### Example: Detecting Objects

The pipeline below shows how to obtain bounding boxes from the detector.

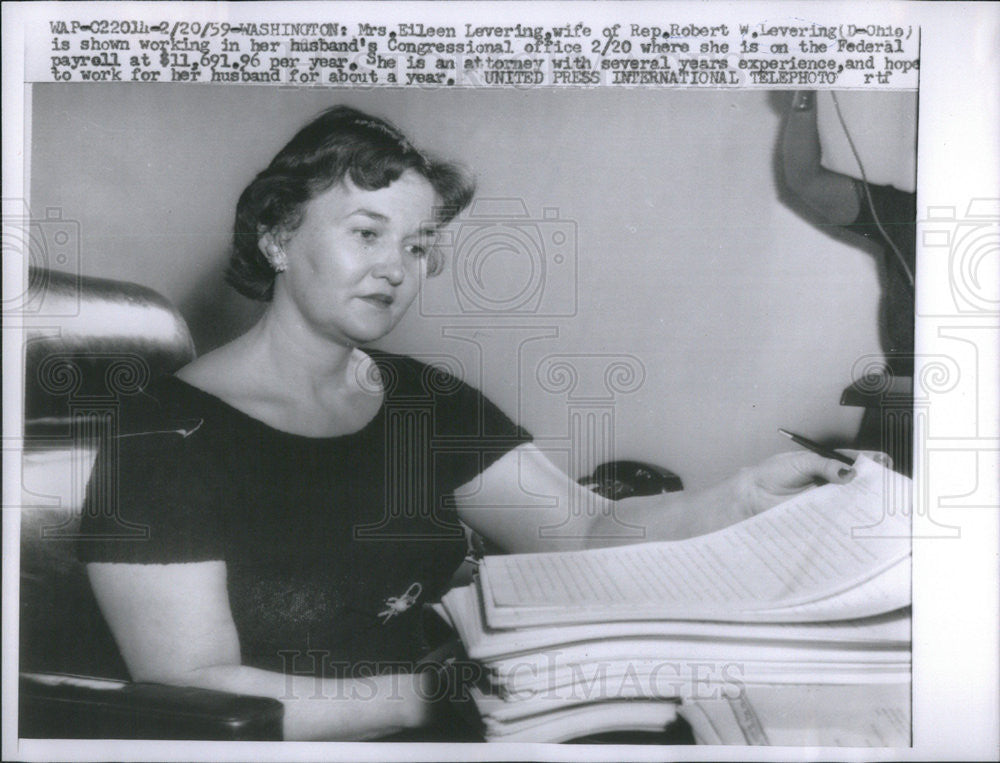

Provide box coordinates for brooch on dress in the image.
[377,582,422,624]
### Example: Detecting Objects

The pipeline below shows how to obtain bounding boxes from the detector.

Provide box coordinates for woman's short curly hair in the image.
[226,105,475,301]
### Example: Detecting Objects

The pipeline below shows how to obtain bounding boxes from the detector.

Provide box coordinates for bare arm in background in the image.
[780,91,860,226]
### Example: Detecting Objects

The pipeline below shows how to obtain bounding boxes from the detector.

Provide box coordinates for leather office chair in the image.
[18,267,283,739]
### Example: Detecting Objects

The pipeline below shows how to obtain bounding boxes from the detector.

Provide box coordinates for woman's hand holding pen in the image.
[735,449,893,519]
[602,447,890,543]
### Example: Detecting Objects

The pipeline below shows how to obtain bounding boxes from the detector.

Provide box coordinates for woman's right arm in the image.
[86,561,434,740]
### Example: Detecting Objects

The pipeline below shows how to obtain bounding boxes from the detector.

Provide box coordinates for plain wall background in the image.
[29,84,884,488]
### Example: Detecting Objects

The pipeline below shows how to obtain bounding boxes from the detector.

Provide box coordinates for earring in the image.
[265,243,287,273]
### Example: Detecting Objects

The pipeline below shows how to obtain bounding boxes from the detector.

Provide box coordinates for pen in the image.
[777,429,855,466]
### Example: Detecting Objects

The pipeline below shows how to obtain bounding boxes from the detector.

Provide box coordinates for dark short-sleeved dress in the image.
[78,350,531,675]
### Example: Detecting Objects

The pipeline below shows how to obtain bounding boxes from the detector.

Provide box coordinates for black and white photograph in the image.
[3,2,998,761]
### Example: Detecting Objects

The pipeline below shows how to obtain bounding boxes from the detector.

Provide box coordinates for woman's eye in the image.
[355,229,378,242]
[406,244,428,258]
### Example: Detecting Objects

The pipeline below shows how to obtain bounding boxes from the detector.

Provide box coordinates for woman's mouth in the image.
[360,293,394,308]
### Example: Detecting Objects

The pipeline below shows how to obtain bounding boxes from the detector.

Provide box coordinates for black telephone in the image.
[578,460,683,500]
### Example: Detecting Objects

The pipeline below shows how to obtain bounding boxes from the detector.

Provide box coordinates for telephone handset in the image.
[578,460,683,500]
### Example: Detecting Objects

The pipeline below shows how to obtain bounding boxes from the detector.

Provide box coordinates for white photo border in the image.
[3,2,998,761]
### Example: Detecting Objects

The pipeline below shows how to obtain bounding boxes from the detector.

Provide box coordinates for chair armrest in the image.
[19,672,283,740]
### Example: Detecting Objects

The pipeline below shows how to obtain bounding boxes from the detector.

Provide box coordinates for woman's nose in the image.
[370,246,405,285]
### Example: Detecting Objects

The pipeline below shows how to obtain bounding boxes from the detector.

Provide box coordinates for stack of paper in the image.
[677,682,910,746]
[440,456,912,743]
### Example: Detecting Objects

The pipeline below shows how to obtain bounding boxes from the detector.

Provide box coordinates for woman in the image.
[79,105,857,740]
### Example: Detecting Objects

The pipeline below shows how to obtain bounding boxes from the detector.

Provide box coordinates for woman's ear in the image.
[258,230,288,273]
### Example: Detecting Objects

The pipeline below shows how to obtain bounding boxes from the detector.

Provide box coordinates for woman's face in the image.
[270,170,440,346]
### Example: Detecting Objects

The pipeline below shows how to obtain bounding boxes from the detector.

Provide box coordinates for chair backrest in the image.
[19,267,196,677]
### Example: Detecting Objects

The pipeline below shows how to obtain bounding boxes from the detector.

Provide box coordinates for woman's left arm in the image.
[455,443,856,554]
